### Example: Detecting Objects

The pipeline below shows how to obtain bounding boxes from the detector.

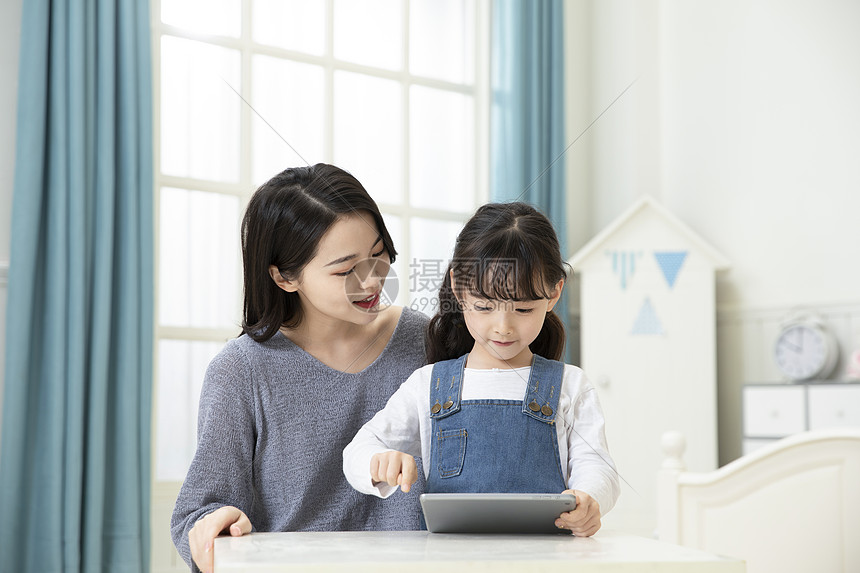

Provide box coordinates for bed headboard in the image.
[657,428,860,573]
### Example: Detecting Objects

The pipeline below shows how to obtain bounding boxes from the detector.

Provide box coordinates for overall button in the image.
[541,404,554,417]
[443,400,454,409]
[528,401,541,412]
[431,403,442,414]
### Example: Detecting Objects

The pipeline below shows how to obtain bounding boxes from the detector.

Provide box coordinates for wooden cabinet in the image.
[569,196,729,535]
[742,382,860,454]
[808,385,860,429]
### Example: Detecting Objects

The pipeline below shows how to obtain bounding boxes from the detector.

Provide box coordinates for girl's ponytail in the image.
[529,310,566,361]
[425,268,474,363]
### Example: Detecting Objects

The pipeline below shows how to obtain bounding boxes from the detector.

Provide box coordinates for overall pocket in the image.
[436,428,467,478]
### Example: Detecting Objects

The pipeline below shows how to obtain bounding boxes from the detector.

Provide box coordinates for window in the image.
[152,0,489,483]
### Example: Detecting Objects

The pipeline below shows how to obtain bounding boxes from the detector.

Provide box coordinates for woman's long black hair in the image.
[241,163,396,342]
[426,202,569,363]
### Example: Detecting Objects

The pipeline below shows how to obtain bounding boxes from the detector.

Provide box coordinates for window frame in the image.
[150,0,490,483]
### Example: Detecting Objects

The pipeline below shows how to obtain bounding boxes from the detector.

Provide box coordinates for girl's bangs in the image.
[454,257,554,301]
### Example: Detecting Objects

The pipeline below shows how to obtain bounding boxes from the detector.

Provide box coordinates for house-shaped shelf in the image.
[568,195,729,535]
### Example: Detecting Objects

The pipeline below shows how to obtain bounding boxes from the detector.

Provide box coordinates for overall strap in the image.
[429,354,468,419]
[521,355,565,424]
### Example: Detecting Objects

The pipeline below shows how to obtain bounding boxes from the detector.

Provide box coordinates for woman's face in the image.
[271,210,392,327]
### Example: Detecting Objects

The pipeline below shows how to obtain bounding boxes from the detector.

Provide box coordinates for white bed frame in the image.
[657,428,860,573]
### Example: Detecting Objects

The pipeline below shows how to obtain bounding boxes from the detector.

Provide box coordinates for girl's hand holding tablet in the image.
[555,489,601,537]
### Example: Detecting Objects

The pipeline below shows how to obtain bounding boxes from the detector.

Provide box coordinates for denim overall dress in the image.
[425,353,567,494]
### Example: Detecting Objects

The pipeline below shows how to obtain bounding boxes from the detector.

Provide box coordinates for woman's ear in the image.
[545,279,565,312]
[269,265,299,293]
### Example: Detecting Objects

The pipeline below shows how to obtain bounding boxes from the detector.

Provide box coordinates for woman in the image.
[171,164,427,573]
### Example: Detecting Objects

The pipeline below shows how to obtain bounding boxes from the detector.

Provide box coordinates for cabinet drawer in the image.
[743,386,806,437]
[808,385,860,429]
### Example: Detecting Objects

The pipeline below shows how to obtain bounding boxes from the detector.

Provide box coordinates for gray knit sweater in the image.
[170,308,429,571]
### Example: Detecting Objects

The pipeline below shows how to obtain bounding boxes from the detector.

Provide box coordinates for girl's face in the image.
[455,275,563,369]
[270,210,391,328]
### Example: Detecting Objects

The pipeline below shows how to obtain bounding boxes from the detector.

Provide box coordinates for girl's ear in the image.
[545,279,565,312]
[269,265,299,293]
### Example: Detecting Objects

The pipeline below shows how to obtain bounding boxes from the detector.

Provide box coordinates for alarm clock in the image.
[773,314,839,381]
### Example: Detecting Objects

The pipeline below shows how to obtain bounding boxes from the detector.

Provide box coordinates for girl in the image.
[343,202,619,536]
[172,164,429,573]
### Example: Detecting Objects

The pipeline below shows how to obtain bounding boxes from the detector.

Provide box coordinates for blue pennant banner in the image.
[607,250,642,291]
[654,251,688,289]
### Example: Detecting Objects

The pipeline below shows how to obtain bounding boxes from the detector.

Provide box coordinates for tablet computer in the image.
[419,492,577,534]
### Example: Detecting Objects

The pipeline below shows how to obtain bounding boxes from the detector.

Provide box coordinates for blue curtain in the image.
[491,0,570,357]
[0,0,153,571]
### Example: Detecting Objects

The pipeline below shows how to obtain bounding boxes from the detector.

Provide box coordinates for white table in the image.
[215,530,745,572]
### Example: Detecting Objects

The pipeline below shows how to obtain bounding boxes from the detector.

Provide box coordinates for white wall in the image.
[586,0,860,317]
[659,0,860,309]
[0,0,23,435]
[575,0,860,464]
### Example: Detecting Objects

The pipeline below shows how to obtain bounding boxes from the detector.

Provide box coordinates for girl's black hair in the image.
[241,163,396,342]
[426,202,569,363]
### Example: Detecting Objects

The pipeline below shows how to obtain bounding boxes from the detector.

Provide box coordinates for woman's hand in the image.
[370,451,418,493]
[555,489,601,537]
[189,505,253,573]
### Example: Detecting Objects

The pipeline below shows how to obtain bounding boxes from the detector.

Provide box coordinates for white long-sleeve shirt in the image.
[343,362,620,516]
